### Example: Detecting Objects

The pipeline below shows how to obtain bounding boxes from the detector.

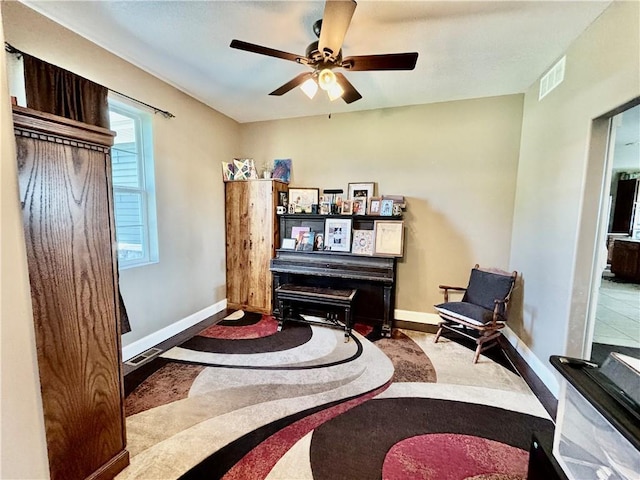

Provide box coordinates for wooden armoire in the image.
[225,179,288,314]
[13,106,129,480]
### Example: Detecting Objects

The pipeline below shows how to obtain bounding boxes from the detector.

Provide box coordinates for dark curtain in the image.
[23,53,132,334]
[23,54,109,128]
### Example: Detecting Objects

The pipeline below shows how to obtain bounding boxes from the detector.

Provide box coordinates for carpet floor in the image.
[118,312,553,480]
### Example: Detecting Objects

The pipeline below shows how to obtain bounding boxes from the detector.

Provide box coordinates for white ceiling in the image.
[22,0,613,124]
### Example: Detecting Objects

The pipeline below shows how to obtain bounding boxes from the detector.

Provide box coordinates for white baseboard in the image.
[394,309,559,398]
[121,299,227,361]
[502,326,559,398]
[395,309,441,325]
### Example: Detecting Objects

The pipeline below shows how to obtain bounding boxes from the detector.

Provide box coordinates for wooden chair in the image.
[434,264,518,363]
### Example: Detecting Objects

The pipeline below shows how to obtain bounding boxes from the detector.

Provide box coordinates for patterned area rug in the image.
[118,313,553,480]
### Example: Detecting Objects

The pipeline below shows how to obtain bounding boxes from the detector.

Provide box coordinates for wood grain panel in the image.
[225,181,249,306]
[225,180,287,314]
[14,107,128,480]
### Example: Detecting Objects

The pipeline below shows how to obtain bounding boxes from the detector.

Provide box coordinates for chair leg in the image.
[434,323,444,343]
[473,342,482,363]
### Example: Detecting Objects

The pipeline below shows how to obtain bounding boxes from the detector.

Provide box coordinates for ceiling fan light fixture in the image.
[317,68,337,91]
[300,78,318,99]
[327,82,344,101]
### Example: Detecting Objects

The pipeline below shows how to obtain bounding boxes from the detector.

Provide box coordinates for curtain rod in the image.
[5,42,175,119]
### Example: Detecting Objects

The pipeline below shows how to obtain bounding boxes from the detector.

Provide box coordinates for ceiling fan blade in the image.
[334,72,362,104]
[230,39,307,64]
[269,72,314,96]
[342,52,418,71]
[318,0,357,61]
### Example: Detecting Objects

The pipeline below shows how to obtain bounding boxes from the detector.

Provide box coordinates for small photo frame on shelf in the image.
[314,233,324,251]
[368,197,382,215]
[320,202,331,215]
[278,191,288,207]
[380,199,394,216]
[296,231,316,251]
[281,238,296,250]
[324,218,352,252]
[288,188,319,213]
[374,220,404,257]
[348,182,375,201]
[341,199,353,215]
[352,230,375,255]
[352,198,366,215]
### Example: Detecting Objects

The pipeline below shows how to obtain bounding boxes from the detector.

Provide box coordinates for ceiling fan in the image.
[230,0,418,104]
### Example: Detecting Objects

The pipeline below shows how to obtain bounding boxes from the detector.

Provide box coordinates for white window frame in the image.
[108,98,159,269]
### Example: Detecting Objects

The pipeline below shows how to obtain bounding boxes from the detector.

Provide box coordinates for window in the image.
[108,99,158,268]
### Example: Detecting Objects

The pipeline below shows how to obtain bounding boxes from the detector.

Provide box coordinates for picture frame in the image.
[288,188,319,213]
[351,230,375,255]
[320,202,331,215]
[324,218,352,252]
[341,199,353,215]
[352,198,366,215]
[374,220,404,256]
[348,182,375,201]
[314,233,324,251]
[368,197,382,216]
[281,238,296,250]
[380,199,394,216]
[296,231,316,251]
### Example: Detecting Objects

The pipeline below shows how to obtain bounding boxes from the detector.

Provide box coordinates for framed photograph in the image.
[314,233,324,251]
[368,197,382,215]
[320,202,331,215]
[380,199,394,216]
[278,191,288,207]
[288,188,319,213]
[352,230,375,255]
[341,199,353,215]
[291,226,310,243]
[352,198,366,215]
[324,218,352,252]
[374,220,404,257]
[348,182,375,201]
[296,231,315,251]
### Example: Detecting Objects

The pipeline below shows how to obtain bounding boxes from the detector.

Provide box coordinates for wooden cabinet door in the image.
[246,181,275,312]
[14,107,128,480]
[225,181,250,307]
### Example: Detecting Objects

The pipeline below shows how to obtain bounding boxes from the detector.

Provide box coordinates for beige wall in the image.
[241,95,524,313]
[510,0,640,386]
[0,2,50,477]
[2,1,241,347]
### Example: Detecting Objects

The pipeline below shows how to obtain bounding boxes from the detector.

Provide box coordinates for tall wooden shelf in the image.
[13,106,129,480]
[225,179,288,314]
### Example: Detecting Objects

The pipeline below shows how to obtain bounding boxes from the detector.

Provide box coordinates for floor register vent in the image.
[539,55,566,100]
[125,347,162,366]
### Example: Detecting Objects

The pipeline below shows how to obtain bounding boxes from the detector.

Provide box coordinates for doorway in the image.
[588,103,640,365]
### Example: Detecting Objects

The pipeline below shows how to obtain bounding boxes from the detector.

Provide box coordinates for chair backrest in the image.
[462,266,517,312]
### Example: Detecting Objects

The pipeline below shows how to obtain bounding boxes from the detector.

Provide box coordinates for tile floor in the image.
[593,277,640,348]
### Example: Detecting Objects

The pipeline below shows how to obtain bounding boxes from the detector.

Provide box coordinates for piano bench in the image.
[275,284,358,341]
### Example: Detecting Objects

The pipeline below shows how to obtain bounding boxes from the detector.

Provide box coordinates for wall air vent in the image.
[539,56,566,100]
[125,347,162,366]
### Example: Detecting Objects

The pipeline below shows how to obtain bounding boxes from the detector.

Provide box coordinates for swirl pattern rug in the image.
[118,312,553,480]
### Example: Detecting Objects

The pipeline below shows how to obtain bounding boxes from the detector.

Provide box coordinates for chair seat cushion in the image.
[434,301,506,326]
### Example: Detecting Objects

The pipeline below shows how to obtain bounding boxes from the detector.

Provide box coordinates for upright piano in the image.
[270,249,397,337]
